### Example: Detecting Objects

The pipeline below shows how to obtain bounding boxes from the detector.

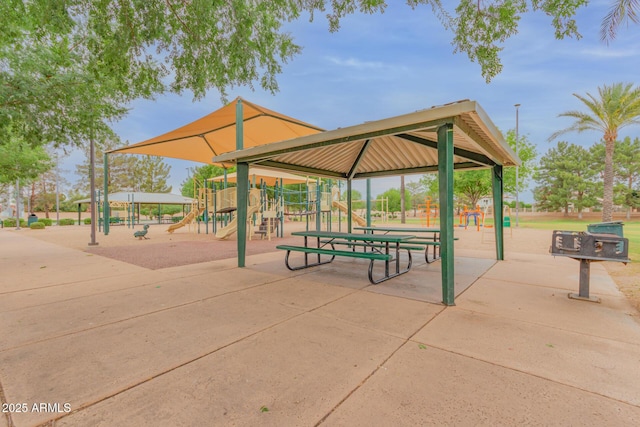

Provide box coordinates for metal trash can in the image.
[587,221,624,237]
[27,214,38,226]
[587,221,624,252]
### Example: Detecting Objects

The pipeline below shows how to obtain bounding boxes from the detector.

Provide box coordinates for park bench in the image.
[277,231,415,284]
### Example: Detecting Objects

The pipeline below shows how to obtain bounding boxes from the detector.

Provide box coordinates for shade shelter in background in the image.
[208,166,309,186]
[102,98,324,235]
[75,192,195,226]
[213,100,520,306]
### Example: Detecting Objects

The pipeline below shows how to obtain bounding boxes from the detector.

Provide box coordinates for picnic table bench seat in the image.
[320,240,425,252]
[276,245,392,261]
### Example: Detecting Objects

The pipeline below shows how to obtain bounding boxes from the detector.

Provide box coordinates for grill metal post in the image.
[568,259,600,303]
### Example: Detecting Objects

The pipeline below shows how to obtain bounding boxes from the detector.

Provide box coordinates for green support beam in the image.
[347,179,353,233]
[492,165,505,260]
[103,153,110,235]
[236,99,246,267]
[236,99,244,150]
[438,123,455,306]
[237,162,249,267]
[316,178,321,231]
[366,178,371,227]
[396,133,495,167]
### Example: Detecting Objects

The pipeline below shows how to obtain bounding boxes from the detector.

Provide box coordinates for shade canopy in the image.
[109,97,324,164]
[213,100,518,178]
[77,192,194,205]
[208,167,309,186]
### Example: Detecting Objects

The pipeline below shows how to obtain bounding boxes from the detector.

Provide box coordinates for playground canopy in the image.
[76,192,195,205]
[107,97,324,164]
[213,99,520,306]
[208,166,309,186]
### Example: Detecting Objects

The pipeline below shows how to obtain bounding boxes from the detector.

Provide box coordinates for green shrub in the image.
[39,218,53,226]
[59,218,76,226]
[2,218,27,227]
[30,222,45,229]
[83,217,92,225]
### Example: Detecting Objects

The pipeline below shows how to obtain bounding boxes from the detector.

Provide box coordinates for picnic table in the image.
[276,231,416,284]
[355,226,444,264]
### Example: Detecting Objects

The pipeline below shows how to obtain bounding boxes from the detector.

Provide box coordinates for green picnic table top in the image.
[354,226,440,234]
[291,230,415,243]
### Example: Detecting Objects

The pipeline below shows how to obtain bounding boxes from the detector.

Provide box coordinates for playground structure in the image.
[417,197,439,227]
[214,188,262,239]
[481,204,512,243]
[280,180,375,232]
[152,172,391,240]
[458,205,484,231]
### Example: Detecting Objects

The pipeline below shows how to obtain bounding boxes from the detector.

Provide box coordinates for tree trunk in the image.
[400,175,405,224]
[602,138,615,222]
[627,176,633,220]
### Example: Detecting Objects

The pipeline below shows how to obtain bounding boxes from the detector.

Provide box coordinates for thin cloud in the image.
[326,56,391,70]
[577,47,640,58]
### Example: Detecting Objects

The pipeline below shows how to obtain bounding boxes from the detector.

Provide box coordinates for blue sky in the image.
[61,1,640,202]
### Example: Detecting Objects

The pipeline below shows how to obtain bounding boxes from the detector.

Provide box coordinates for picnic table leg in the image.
[368,244,412,284]
[425,232,441,264]
[385,242,390,278]
[394,242,399,274]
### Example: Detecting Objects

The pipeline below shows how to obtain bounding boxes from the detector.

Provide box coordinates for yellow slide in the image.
[332,200,367,227]
[215,204,260,239]
[167,208,203,233]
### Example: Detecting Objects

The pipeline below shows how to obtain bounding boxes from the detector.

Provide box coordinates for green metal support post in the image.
[236,98,247,268]
[315,178,321,231]
[438,124,455,306]
[236,99,244,150]
[366,179,371,227]
[346,179,353,233]
[103,154,110,235]
[492,165,505,260]
[237,162,249,268]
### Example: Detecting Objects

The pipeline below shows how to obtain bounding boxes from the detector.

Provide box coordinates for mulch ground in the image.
[86,236,300,270]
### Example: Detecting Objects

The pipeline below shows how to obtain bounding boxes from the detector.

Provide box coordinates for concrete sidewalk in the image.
[1,229,639,426]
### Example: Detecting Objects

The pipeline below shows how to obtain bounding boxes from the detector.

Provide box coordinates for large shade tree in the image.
[549,82,640,222]
[1,0,631,166]
[533,141,599,218]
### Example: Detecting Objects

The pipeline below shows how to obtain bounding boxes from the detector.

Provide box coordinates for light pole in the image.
[514,103,521,227]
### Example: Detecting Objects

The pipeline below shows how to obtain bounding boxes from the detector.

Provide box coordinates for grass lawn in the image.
[372,213,639,312]
[376,215,639,262]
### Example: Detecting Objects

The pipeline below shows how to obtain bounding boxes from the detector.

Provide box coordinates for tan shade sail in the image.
[109,97,324,164]
[213,100,519,179]
[76,192,194,205]
[208,167,309,186]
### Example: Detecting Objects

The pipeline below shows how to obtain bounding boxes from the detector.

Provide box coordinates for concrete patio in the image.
[1,226,639,426]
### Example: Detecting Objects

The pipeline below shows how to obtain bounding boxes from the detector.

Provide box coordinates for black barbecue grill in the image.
[550,230,630,302]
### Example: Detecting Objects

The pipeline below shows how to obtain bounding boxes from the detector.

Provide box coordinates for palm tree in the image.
[549,82,640,222]
[601,0,639,43]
